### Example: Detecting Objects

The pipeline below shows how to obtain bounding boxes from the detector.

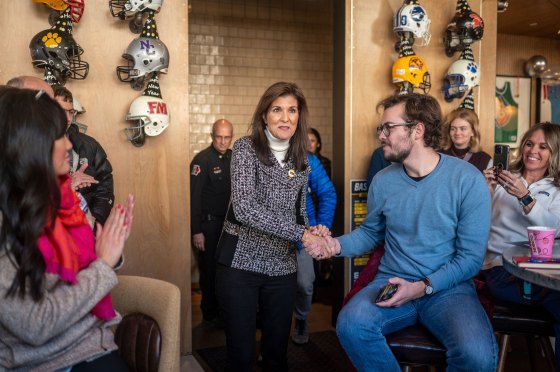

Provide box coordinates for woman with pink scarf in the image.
[0,87,134,371]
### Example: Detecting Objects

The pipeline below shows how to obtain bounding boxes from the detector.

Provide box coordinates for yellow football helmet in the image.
[392,54,431,94]
[32,0,68,11]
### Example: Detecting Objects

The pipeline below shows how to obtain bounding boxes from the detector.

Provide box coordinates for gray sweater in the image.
[0,250,120,371]
[217,136,308,276]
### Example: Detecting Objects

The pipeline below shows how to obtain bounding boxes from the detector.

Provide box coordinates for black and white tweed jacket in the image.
[216,136,309,276]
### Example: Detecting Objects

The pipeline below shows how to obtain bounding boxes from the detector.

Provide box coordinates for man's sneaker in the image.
[291,318,309,345]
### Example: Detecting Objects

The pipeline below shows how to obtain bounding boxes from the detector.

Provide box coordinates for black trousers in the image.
[216,264,297,372]
[198,219,224,320]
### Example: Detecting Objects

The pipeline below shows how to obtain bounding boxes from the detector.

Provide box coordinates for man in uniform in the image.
[190,119,234,325]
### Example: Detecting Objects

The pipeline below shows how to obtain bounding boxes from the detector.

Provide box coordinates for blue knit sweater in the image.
[337,154,491,293]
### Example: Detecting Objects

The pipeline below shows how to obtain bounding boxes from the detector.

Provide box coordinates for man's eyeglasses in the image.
[64,108,78,116]
[376,122,415,137]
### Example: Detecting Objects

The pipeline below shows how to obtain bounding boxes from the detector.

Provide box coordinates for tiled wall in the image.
[189,0,334,159]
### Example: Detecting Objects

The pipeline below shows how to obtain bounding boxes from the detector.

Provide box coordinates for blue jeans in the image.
[483,266,560,368]
[294,248,315,320]
[336,274,498,372]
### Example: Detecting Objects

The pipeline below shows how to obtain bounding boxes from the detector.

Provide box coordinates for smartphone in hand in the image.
[375,283,399,303]
[493,144,510,174]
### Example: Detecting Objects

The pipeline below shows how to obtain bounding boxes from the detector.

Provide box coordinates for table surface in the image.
[502,243,560,291]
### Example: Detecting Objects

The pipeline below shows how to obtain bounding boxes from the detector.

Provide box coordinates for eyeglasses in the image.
[64,108,78,115]
[376,122,415,137]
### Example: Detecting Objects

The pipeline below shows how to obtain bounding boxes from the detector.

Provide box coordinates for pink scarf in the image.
[37,175,115,320]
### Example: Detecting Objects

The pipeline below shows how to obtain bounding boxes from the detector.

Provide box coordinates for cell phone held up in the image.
[493,144,510,175]
[375,283,399,303]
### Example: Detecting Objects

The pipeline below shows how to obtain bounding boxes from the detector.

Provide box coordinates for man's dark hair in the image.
[53,85,73,102]
[376,93,442,149]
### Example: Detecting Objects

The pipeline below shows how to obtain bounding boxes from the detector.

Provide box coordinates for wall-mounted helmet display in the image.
[393,2,431,49]
[29,29,89,85]
[392,54,431,95]
[125,74,170,146]
[109,0,163,20]
[443,9,484,57]
[32,0,68,10]
[116,13,169,90]
[442,59,480,101]
[116,37,169,90]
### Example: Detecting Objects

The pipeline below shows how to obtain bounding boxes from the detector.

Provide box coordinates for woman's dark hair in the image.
[0,86,67,301]
[510,122,560,187]
[249,82,309,171]
[308,128,323,155]
[376,93,442,149]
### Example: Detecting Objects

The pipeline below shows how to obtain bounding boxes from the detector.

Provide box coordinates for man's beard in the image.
[383,135,413,163]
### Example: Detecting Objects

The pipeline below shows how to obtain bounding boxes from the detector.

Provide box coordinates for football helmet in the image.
[392,54,431,94]
[444,10,484,57]
[29,29,89,83]
[125,95,170,146]
[33,0,68,10]
[443,59,480,101]
[116,37,169,90]
[393,3,431,47]
[109,0,163,20]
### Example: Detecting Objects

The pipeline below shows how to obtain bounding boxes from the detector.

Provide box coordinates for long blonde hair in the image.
[510,122,560,187]
[442,109,482,152]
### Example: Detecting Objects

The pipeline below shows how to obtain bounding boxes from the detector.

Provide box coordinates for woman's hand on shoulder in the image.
[95,194,135,267]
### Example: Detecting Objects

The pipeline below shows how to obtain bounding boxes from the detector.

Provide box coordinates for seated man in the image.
[305,93,498,371]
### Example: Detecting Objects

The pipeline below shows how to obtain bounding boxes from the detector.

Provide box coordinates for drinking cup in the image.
[527,226,556,259]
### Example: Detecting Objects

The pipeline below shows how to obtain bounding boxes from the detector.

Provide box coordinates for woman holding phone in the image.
[440,108,491,172]
[481,122,560,369]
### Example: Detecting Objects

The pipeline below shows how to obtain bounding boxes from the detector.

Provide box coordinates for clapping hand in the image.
[95,194,135,267]
[71,163,99,191]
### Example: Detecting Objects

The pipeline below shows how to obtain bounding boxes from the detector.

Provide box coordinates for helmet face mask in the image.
[109,0,163,20]
[443,59,480,101]
[393,4,431,47]
[30,30,89,83]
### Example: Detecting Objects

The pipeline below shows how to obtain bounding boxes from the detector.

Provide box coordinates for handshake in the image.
[301,225,341,260]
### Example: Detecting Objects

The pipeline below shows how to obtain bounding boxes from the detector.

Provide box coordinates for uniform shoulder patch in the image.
[191,164,201,176]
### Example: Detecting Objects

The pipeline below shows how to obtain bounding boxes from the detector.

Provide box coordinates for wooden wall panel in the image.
[1,1,192,353]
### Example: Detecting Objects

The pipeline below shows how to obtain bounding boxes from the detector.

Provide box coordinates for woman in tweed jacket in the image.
[216,82,327,371]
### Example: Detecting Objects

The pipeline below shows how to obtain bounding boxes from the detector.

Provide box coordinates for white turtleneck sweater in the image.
[265,127,289,167]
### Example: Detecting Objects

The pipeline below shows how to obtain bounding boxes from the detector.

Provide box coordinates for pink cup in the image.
[528,226,556,259]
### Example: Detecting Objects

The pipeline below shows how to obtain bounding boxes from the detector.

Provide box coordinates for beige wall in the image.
[1,1,192,352]
[188,0,334,160]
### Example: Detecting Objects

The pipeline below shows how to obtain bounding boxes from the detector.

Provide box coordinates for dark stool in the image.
[387,324,447,371]
[492,299,556,372]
